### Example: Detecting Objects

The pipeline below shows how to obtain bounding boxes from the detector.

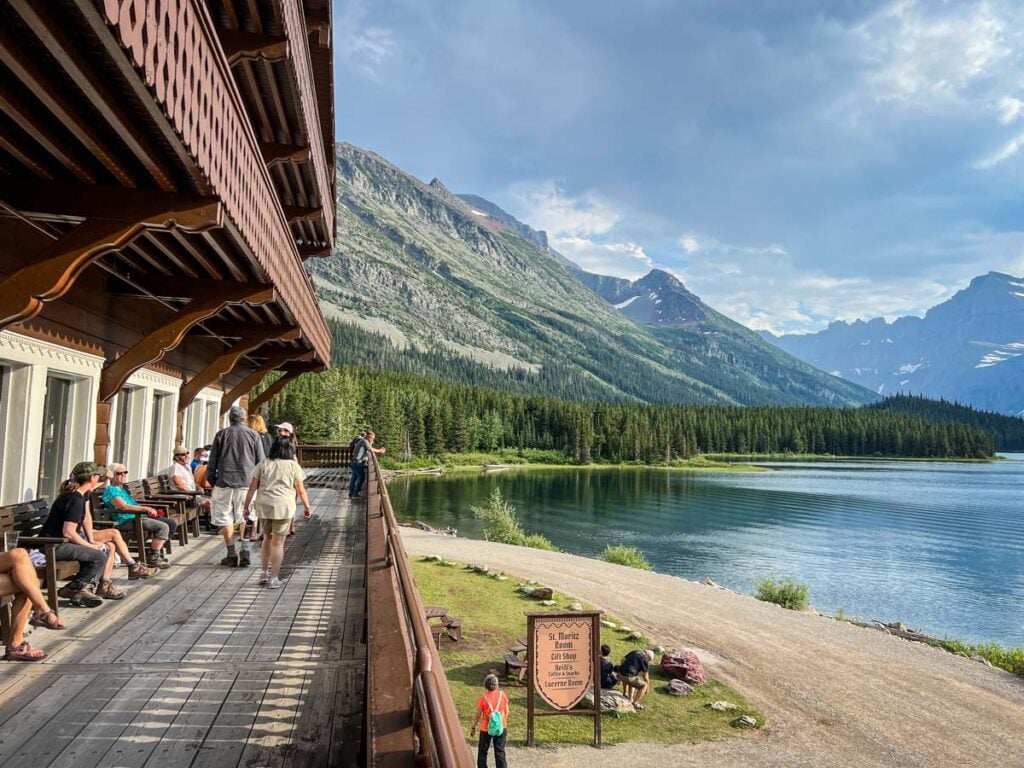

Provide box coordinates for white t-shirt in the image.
[168,461,197,492]
[251,459,306,519]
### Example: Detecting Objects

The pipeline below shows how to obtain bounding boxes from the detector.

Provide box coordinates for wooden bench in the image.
[6,499,78,614]
[156,474,207,535]
[90,490,162,567]
[125,480,187,547]
[504,653,528,683]
[441,616,463,642]
[141,477,200,539]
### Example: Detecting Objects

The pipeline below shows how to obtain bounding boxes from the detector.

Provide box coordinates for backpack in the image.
[484,692,505,736]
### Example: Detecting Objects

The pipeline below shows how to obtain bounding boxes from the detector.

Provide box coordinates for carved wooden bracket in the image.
[99,283,275,402]
[219,30,288,65]
[261,142,310,168]
[0,198,222,330]
[177,327,300,411]
[220,351,314,415]
[248,362,324,410]
[283,205,323,224]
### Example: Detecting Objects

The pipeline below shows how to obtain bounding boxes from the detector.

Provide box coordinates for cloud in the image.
[680,236,700,253]
[997,96,1024,124]
[335,1,397,78]
[975,130,1024,168]
[555,238,653,279]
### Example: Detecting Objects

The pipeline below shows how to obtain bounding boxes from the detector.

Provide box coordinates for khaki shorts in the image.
[210,486,247,528]
[614,671,647,690]
[260,518,292,536]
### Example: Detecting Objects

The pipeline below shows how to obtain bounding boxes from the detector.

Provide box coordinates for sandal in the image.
[28,609,67,630]
[3,642,46,662]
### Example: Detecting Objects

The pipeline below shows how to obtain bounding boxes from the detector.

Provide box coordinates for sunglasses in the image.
[115,471,128,476]
[174,453,187,457]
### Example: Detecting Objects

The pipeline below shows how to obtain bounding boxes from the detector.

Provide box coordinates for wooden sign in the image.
[526,611,602,747]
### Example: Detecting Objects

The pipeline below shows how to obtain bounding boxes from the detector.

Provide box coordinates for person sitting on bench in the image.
[102,463,177,568]
[167,445,212,513]
[42,462,118,606]
[83,476,155,582]
[1,547,67,661]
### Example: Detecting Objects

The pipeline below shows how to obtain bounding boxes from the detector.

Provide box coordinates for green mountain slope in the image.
[310,143,874,406]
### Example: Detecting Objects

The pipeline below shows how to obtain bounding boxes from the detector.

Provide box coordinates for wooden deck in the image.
[0,481,365,768]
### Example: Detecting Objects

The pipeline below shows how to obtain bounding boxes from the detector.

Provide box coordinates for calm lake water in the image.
[389,456,1024,646]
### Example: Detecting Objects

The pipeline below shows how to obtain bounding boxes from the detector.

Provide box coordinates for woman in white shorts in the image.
[242,435,311,588]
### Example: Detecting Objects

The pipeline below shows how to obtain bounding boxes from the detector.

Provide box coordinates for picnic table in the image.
[424,605,448,620]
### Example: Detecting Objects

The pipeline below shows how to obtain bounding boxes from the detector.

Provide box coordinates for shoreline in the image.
[402,529,1024,767]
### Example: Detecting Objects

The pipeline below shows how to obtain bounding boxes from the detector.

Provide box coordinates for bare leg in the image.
[93,529,134,564]
[220,523,234,548]
[0,550,50,613]
[261,532,272,570]
[101,545,116,580]
[7,593,30,647]
[268,533,286,577]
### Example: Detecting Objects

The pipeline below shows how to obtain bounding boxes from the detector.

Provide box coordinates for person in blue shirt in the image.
[102,464,177,567]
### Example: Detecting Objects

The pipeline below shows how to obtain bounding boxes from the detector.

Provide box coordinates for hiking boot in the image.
[220,554,239,568]
[96,580,126,600]
[128,563,156,580]
[57,581,83,599]
[267,576,284,589]
[238,550,251,567]
[69,584,103,608]
[146,551,170,568]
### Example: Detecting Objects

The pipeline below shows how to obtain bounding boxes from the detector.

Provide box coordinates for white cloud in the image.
[680,236,700,253]
[997,96,1024,124]
[555,237,653,279]
[975,130,1024,168]
[336,1,397,78]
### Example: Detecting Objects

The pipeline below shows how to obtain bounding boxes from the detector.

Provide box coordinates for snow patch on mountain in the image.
[897,363,923,374]
[469,209,488,217]
[976,342,1024,368]
[614,296,640,309]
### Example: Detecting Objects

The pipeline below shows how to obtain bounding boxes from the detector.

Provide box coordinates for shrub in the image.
[471,488,556,551]
[933,639,1024,676]
[754,575,809,610]
[600,545,652,570]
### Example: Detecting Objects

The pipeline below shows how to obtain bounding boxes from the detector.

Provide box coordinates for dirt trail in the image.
[403,529,1024,768]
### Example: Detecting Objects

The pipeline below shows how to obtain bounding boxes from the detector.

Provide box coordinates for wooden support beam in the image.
[261,142,310,168]
[198,320,297,338]
[1,181,219,224]
[0,199,223,330]
[178,328,301,411]
[99,284,275,402]
[298,244,331,259]
[283,205,323,224]
[305,10,331,47]
[109,275,273,303]
[220,351,314,414]
[219,30,288,65]
[248,362,324,410]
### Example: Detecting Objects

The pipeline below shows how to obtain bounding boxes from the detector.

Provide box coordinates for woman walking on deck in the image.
[242,435,311,588]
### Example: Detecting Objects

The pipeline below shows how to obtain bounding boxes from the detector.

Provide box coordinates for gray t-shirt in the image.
[207,423,265,488]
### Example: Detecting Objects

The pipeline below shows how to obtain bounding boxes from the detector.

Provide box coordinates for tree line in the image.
[869,394,1024,451]
[261,366,998,461]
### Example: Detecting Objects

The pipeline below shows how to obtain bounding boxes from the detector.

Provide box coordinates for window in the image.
[37,375,73,502]
[111,386,136,465]
[206,401,220,442]
[148,392,172,476]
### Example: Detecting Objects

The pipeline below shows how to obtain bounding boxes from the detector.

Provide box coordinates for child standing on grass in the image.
[469,673,508,768]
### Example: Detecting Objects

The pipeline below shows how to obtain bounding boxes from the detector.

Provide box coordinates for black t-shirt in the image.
[615,650,649,678]
[600,658,617,689]
[40,492,87,539]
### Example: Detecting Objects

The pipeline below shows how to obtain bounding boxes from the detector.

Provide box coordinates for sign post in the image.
[526,610,602,748]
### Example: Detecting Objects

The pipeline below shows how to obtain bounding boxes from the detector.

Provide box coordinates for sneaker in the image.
[257,570,270,586]
[267,576,284,589]
[57,581,83,599]
[96,580,126,600]
[220,554,239,568]
[128,563,156,580]
[69,584,103,608]
[238,550,251,567]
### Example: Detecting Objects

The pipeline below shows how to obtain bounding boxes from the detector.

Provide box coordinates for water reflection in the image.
[390,461,1024,646]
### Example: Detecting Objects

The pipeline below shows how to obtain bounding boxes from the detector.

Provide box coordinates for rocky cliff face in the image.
[309,143,874,406]
[765,272,1024,414]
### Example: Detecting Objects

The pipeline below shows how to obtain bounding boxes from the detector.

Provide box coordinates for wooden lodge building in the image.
[0,0,335,503]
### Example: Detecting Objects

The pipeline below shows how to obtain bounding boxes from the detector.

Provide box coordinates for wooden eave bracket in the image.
[261,142,311,168]
[220,350,315,414]
[0,196,222,331]
[177,327,301,411]
[99,283,275,402]
[298,244,331,259]
[219,30,289,66]
[248,361,324,410]
[305,10,331,47]
[283,205,323,224]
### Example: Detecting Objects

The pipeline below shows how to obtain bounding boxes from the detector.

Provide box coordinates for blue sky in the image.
[333,0,1024,333]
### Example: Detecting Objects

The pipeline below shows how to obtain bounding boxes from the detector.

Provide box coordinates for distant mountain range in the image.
[763,272,1024,415]
[310,143,873,407]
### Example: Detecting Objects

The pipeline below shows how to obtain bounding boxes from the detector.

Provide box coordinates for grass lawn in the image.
[411,557,764,747]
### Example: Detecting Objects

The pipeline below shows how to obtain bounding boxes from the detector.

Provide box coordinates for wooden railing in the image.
[365,455,473,767]
[296,443,352,467]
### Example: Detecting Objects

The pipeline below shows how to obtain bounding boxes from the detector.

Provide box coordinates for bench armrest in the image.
[16,536,67,545]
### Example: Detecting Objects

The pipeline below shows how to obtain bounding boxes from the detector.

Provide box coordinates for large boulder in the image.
[660,650,706,685]
[579,687,635,715]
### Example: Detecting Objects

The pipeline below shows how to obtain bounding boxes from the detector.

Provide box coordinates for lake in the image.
[389,456,1024,646]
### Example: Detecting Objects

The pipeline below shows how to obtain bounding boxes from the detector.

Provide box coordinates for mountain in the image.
[309,143,874,406]
[765,272,1024,414]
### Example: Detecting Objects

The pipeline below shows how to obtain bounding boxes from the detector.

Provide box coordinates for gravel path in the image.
[403,529,1024,768]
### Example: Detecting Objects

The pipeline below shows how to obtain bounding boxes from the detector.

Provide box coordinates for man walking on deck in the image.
[208,405,265,567]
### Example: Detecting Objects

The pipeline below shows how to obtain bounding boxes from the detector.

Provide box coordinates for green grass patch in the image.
[928,638,1024,676]
[754,575,810,611]
[599,545,652,570]
[380,450,769,472]
[411,558,763,746]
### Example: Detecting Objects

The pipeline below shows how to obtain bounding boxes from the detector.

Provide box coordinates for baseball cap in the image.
[71,461,106,480]
[228,404,246,421]
[275,422,295,434]
[173,444,188,455]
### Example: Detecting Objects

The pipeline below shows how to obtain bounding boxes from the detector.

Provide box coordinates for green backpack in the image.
[484,692,505,736]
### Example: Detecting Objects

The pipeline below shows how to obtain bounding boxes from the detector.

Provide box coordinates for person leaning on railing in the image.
[348,430,385,499]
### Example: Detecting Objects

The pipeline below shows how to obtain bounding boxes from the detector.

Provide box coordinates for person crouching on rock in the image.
[614,648,655,709]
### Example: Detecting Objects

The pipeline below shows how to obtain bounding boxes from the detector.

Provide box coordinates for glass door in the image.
[38,375,72,502]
